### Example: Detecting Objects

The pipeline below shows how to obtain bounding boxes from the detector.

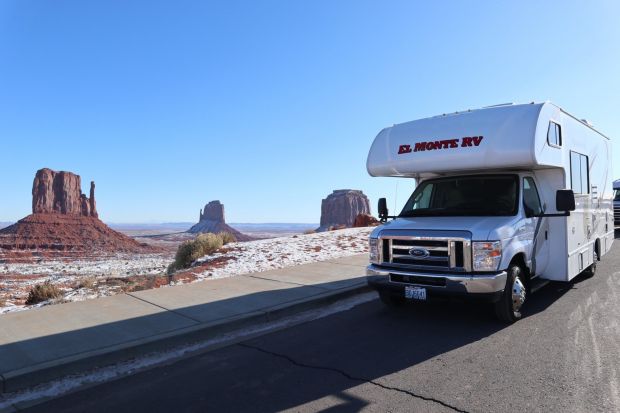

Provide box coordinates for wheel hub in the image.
[511,276,526,313]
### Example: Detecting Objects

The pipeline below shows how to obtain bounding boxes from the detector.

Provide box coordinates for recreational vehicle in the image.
[366,102,614,322]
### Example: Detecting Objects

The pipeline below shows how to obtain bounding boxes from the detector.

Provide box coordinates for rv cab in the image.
[366,102,614,323]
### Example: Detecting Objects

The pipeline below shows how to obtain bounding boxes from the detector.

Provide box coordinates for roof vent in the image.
[581,119,593,126]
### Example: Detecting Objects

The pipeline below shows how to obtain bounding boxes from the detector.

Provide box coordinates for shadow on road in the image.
[9,251,602,412]
[12,270,577,413]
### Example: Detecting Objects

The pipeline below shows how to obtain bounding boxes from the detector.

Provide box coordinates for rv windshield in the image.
[615,190,620,201]
[400,175,519,217]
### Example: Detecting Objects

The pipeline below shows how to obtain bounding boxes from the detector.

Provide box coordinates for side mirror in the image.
[378,198,388,222]
[556,189,576,212]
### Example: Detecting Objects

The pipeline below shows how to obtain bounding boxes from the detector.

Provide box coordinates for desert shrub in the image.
[166,263,177,276]
[26,281,63,305]
[168,233,226,273]
[0,299,5,307]
[76,277,96,289]
[218,232,237,245]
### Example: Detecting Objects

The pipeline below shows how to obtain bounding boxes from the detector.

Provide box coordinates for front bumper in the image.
[367,264,507,302]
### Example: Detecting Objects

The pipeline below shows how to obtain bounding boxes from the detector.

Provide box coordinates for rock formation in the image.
[199,200,225,223]
[317,190,371,231]
[32,168,98,217]
[353,213,380,228]
[188,201,252,241]
[0,168,153,259]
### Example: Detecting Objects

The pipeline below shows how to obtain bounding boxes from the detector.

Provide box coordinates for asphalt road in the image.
[26,237,620,413]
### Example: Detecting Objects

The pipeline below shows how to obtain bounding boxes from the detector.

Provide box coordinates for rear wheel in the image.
[379,291,405,308]
[494,264,526,323]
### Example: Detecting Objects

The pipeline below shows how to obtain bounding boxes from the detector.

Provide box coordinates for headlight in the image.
[472,241,502,272]
[369,238,380,263]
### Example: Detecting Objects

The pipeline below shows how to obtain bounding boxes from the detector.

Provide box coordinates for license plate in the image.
[405,286,427,301]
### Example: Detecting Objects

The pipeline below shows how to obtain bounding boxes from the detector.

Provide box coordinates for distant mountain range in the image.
[0,222,13,230]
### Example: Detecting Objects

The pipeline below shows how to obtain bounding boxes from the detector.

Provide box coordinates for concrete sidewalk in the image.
[0,254,369,394]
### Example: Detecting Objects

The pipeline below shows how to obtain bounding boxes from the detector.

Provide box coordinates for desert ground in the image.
[0,226,371,314]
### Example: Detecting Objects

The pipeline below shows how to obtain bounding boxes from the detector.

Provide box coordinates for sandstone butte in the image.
[188,200,253,241]
[317,189,372,232]
[0,168,156,259]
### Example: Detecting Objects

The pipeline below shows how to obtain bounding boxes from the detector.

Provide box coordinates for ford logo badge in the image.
[409,248,430,258]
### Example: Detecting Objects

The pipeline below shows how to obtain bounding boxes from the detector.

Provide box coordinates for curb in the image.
[0,283,371,396]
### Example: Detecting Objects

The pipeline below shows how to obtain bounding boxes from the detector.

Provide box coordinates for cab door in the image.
[523,177,550,277]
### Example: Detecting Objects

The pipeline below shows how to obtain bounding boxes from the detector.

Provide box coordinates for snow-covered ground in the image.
[0,254,172,314]
[1,254,170,277]
[188,227,371,281]
[0,227,372,314]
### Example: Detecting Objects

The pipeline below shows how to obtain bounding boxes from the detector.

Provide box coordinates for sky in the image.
[1,0,619,223]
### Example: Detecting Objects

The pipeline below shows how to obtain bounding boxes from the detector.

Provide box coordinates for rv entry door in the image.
[523,177,550,277]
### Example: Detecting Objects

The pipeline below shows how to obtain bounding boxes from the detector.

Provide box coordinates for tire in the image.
[379,291,405,308]
[582,251,598,278]
[494,264,527,323]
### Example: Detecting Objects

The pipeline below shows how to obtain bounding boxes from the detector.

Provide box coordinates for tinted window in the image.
[400,175,519,217]
[412,183,433,209]
[523,177,543,216]
[547,122,562,146]
[570,151,589,194]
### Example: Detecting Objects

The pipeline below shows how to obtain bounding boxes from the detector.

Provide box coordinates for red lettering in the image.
[404,136,483,154]
[398,144,412,154]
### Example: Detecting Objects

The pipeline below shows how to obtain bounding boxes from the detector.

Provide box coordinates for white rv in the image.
[366,102,614,322]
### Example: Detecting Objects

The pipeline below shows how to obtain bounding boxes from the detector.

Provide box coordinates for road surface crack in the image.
[238,343,469,413]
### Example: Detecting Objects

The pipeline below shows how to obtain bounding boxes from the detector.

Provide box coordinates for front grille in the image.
[391,239,449,267]
[615,206,620,222]
[379,234,471,272]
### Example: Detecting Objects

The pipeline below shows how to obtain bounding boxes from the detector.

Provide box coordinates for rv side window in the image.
[523,177,543,216]
[570,151,589,194]
[547,122,562,147]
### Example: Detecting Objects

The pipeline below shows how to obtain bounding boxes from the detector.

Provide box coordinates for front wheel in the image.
[494,264,526,323]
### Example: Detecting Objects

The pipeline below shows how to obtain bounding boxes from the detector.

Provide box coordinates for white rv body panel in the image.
[366,102,613,284]
[367,103,543,178]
